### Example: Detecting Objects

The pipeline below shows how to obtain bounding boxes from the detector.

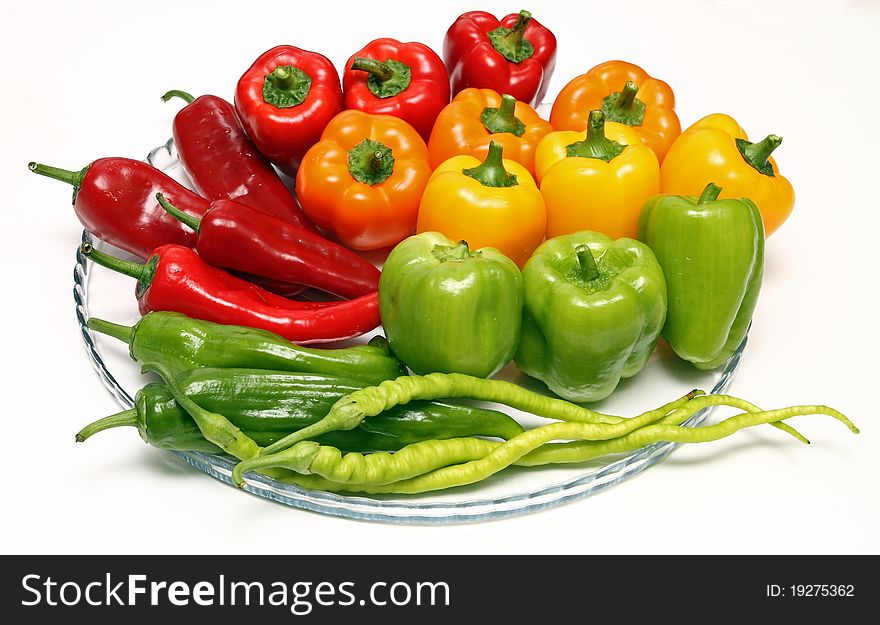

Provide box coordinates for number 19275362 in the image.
[766,584,855,598]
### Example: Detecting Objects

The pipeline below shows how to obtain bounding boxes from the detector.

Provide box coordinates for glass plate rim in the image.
[71,140,746,525]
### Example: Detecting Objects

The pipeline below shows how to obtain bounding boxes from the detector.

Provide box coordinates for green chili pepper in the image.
[514,231,667,402]
[75,368,525,454]
[261,400,857,494]
[378,232,523,377]
[639,183,764,369]
[87,311,407,384]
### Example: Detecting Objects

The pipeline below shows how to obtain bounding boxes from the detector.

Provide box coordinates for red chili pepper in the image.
[235,45,344,175]
[161,89,317,231]
[444,10,557,106]
[343,38,450,142]
[81,243,381,344]
[28,158,206,259]
[156,193,379,300]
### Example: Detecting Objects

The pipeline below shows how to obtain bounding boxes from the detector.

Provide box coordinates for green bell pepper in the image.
[514,231,667,402]
[638,183,764,370]
[378,231,523,377]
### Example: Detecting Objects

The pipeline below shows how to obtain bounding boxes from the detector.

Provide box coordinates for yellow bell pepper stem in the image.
[737,134,782,176]
[565,110,626,161]
[462,140,519,187]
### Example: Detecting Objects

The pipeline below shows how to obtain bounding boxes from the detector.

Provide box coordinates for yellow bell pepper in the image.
[416,141,546,267]
[537,110,659,240]
[660,113,794,236]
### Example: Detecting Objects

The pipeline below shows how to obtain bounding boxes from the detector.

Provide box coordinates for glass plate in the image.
[72,138,745,524]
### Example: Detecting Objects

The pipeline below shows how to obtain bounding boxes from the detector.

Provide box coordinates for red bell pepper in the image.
[81,242,381,344]
[343,38,450,142]
[28,158,205,259]
[161,89,316,231]
[235,45,343,175]
[156,193,380,300]
[443,10,557,106]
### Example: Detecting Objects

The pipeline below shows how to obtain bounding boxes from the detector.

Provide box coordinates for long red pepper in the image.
[156,194,379,299]
[29,158,205,259]
[80,242,381,344]
[161,89,317,232]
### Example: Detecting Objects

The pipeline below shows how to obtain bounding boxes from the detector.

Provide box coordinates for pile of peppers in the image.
[32,7,854,502]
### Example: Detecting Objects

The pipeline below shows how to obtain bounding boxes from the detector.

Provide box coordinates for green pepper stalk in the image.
[462,140,519,187]
[349,57,412,99]
[601,81,647,127]
[487,10,535,63]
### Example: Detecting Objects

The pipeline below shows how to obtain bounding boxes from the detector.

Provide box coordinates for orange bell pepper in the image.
[537,110,659,240]
[549,60,680,162]
[427,88,553,178]
[295,110,431,251]
[660,113,794,236]
[417,141,545,267]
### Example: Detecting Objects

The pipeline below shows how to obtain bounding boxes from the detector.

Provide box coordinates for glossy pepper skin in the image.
[379,232,523,378]
[235,45,343,175]
[427,88,553,177]
[343,38,450,142]
[639,183,764,370]
[537,110,659,239]
[157,194,379,299]
[444,10,557,106]
[82,243,381,344]
[77,368,523,453]
[161,90,315,230]
[28,158,206,260]
[296,110,432,251]
[550,61,681,162]
[417,141,545,267]
[660,114,794,236]
[515,231,667,402]
[87,311,405,385]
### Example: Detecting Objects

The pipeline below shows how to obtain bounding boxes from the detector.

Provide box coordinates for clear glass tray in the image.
[72,138,745,524]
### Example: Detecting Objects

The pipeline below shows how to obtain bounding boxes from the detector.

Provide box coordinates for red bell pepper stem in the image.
[160,90,195,104]
[28,162,85,189]
[350,57,394,81]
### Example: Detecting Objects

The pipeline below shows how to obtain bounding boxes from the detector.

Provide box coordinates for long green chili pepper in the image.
[232,389,699,487]
[88,311,406,384]
[260,373,807,456]
[265,404,858,494]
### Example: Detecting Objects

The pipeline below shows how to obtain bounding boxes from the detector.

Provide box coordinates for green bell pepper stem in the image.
[86,317,134,343]
[160,89,195,104]
[480,94,526,136]
[698,183,723,204]
[736,134,782,176]
[575,245,599,281]
[565,110,626,161]
[350,57,412,98]
[156,193,201,232]
[462,141,518,187]
[75,409,138,442]
[142,362,262,460]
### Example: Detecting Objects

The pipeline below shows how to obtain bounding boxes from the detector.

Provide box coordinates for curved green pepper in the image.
[639,183,764,370]
[87,311,406,385]
[514,231,667,402]
[378,232,523,377]
[75,368,525,453]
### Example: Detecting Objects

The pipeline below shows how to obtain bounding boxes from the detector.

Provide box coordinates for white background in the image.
[1,0,878,555]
